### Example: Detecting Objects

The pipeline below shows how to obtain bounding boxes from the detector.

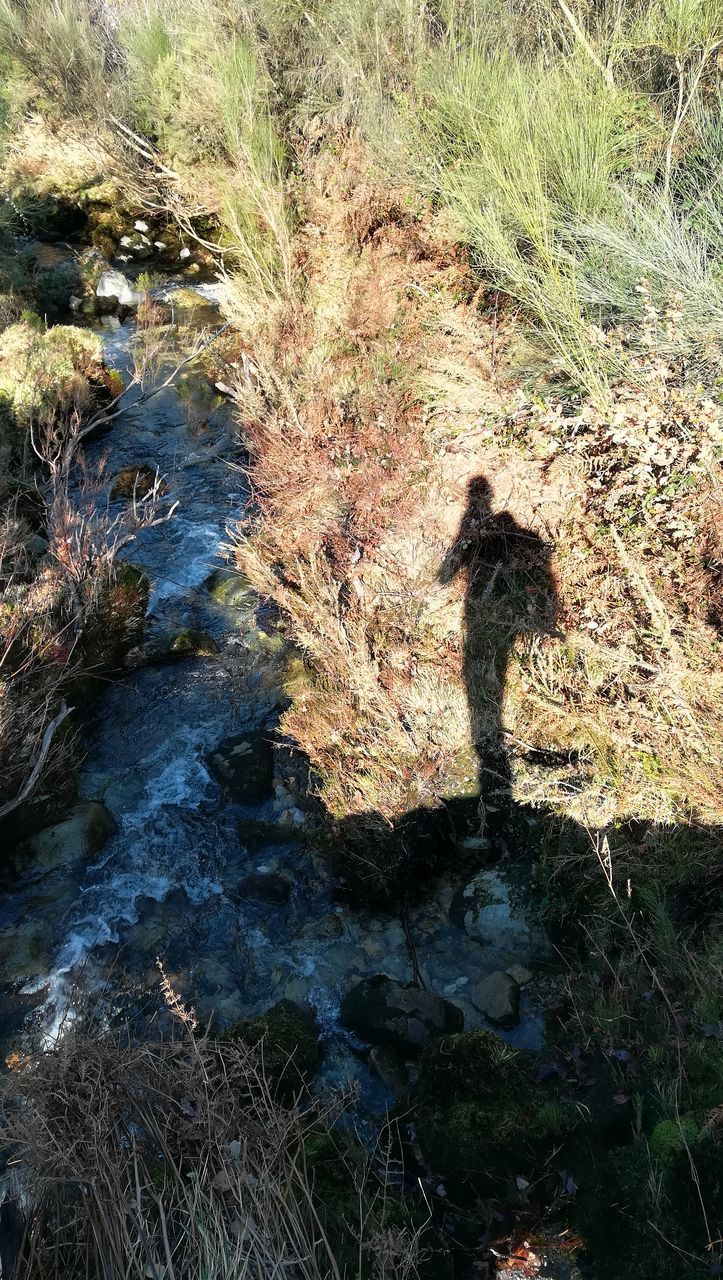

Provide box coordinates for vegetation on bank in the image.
[0,0,722,1277]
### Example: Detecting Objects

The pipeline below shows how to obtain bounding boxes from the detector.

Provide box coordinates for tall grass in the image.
[0,1026,428,1280]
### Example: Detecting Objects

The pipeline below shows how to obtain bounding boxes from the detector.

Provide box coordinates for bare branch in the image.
[0,701,74,822]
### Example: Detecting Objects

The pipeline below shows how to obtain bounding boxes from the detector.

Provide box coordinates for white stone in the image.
[154,241,167,251]
[134,219,150,233]
[96,269,142,309]
[179,246,191,260]
[120,235,133,247]
[69,294,82,312]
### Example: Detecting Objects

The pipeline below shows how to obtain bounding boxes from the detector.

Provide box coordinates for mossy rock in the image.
[0,321,104,430]
[125,628,218,668]
[224,999,320,1100]
[204,568,253,611]
[14,801,117,877]
[167,287,207,312]
[415,1031,565,1192]
[208,730,275,802]
[341,974,463,1054]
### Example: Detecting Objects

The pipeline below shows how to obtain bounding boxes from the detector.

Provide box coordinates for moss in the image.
[224,1000,320,1102]
[0,320,105,430]
[168,629,218,657]
[415,1031,566,1193]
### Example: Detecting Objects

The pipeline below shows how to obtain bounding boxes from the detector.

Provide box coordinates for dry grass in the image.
[226,149,723,895]
[0,1022,428,1280]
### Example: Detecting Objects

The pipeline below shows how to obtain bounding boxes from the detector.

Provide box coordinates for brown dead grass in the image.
[229,145,723,860]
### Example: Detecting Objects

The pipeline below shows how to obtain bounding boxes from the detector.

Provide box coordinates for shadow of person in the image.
[438,476,558,854]
[329,475,561,902]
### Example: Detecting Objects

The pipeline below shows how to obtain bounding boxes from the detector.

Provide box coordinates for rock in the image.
[154,241,167,252]
[450,869,549,963]
[111,464,162,501]
[208,731,275,803]
[0,920,53,985]
[96,269,142,310]
[101,314,122,330]
[69,294,82,312]
[506,963,533,986]
[369,1044,409,1093]
[236,872,291,905]
[18,802,117,876]
[236,818,285,851]
[179,246,191,260]
[204,568,253,612]
[341,974,463,1054]
[295,914,343,943]
[125,628,218,668]
[134,219,150,233]
[469,971,520,1027]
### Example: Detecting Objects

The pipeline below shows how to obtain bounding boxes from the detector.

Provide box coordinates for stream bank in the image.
[0,254,557,1108]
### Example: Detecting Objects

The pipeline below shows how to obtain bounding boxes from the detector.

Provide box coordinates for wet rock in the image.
[469,971,520,1027]
[236,818,286,851]
[294,913,343,943]
[236,872,291,905]
[208,731,275,803]
[17,802,117,876]
[96,269,142,310]
[506,963,533,986]
[204,568,253,611]
[450,868,548,963]
[224,999,320,1099]
[369,1044,409,1093]
[111,464,162,500]
[341,974,463,1054]
[125,628,218,668]
[0,920,53,985]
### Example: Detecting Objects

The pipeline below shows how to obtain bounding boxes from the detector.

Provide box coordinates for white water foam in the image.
[146,519,223,610]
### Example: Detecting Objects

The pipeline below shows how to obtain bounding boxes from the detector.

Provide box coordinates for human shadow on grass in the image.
[330,474,562,902]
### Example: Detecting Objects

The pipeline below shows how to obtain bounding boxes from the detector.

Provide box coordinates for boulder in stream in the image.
[16,801,117,877]
[208,731,275,802]
[341,974,463,1054]
[450,868,551,964]
[125,628,218,669]
[96,269,142,310]
[469,970,520,1027]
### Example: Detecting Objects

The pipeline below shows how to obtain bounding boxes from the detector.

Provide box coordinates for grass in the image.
[0,1017,430,1280]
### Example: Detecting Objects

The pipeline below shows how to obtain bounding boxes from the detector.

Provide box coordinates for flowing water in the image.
[1,280,552,1106]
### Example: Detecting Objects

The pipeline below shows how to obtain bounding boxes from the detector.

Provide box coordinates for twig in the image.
[0,701,74,821]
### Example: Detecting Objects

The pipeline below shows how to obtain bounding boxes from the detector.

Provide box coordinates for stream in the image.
[1,275,552,1107]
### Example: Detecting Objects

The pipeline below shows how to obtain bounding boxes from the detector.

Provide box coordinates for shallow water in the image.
[1,280,551,1105]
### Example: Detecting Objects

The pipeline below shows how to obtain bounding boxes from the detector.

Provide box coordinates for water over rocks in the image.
[207,731,276,803]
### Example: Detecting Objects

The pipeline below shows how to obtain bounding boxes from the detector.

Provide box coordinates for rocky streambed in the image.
[0,255,558,1111]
